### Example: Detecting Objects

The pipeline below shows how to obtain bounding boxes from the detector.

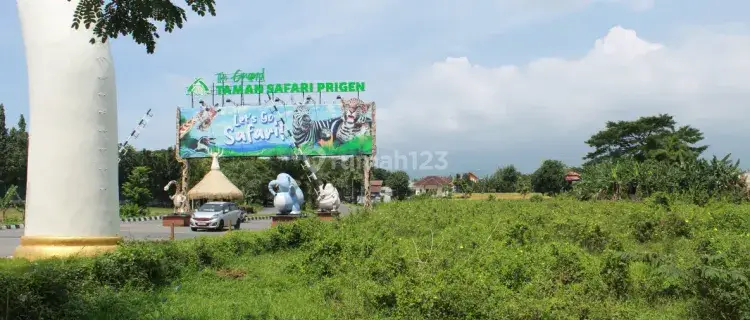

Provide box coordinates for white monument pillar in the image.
[14,0,121,259]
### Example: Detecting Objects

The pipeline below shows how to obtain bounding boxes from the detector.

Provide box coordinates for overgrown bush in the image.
[119,203,148,217]
[3,199,750,319]
[572,155,748,203]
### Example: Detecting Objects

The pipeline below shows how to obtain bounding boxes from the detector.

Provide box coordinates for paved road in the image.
[0,204,354,258]
[0,220,272,258]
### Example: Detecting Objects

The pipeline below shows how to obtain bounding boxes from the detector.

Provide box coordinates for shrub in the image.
[119,203,148,217]
[3,199,750,319]
[529,194,543,202]
[648,191,672,211]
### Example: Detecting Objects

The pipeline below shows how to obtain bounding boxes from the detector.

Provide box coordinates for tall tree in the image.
[70,0,217,54]
[491,165,521,193]
[385,171,410,200]
[0,104,7,193]
[7,115,28,197]
[122,166,153,208]
[531,160,568,195]
[583,114,707,165]
[372,167,391,182]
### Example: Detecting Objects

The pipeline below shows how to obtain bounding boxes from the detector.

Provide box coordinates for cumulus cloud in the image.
[377,25,750,163]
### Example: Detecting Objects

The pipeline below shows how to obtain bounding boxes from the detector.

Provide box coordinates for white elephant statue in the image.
[268,173,305,214]
[317,180,341,212]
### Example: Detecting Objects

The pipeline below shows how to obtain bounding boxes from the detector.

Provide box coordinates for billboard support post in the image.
[363,155,371,209]
[175,107,190,213]
[211,83,215,107]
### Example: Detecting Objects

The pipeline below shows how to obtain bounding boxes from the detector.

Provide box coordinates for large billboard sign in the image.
[178,99,375,158]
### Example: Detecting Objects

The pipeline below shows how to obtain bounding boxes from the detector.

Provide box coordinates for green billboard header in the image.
[186,68,365,96]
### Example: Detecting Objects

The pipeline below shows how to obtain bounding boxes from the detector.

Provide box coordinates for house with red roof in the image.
[369,180,383,198]
[565,171,581,183]
[411,176,454,196]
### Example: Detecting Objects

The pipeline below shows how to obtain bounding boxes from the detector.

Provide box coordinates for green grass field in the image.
[452,192,549,200]
[2,198,750,319]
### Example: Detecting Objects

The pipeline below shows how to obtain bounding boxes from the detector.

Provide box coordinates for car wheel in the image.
[234,218,241,230]
[217,219,224,231]
[191,227,197,232]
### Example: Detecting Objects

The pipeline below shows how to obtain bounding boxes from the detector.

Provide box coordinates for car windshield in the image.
[198,203,224,212]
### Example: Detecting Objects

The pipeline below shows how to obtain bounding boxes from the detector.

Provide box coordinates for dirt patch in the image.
[216,268,247,279]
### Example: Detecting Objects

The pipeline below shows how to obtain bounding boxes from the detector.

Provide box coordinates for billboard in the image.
[177,99,375,158]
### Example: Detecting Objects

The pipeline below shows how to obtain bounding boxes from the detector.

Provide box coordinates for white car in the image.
[190,201,242,231]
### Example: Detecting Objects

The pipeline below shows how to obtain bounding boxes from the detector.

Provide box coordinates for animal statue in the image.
[164,180,187,214]
[317,180,341,212]
[268,173,305,214]
[380,186,393,203]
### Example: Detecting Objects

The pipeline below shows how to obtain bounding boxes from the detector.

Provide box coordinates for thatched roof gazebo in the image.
[187,153,243,201]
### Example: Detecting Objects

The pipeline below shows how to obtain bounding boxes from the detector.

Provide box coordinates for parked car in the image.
[190,201,242,231]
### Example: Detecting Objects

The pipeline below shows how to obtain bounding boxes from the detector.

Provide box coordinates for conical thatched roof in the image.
[187,153,243,200]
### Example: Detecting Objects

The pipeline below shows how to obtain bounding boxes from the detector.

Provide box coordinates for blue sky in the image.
[1,0,749,178]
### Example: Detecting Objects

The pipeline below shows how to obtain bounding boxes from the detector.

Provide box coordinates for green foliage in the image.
[0,185,19,222]
[372,167,391,182]
[385,171,410,200]
[0,105,27,199]
[3,200,750,319]
[121,166,153,211]
[573,155,746,203]
[516,174,532,195]
[529,194,543,202]
[70,0,217,54]
[531,159,567,195]
[486,165,522,192]
[584,114,707,165]
[119,202,148,218]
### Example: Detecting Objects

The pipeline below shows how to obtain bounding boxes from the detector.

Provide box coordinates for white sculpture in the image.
[317,180,341,212]
[381,186,393,203]
[268,173,305,214]
[164,180,187,214]
[14,0,121,259]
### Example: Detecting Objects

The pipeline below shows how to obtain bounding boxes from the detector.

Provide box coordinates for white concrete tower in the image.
[14,0,121,259]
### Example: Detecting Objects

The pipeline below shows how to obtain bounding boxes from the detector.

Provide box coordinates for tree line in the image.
[456,114,748,205]
[2,103,747,220]
[117,146,413,215]
[0,104,28,199]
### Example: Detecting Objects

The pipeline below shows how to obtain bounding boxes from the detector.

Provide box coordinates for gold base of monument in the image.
[13,236,122,261]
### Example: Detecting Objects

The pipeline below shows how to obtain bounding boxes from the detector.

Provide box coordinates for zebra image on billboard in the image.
[177,99,374,158]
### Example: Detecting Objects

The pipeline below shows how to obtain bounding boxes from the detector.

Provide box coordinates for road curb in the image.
[0,224,24,230]
[243,215,272,222]
[2,216,167,230]
[121,215,165,223]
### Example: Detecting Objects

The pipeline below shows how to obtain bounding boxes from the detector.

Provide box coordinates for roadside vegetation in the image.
[2,198,750,319]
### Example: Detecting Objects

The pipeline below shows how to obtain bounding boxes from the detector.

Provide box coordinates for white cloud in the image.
[378,25,750,156]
